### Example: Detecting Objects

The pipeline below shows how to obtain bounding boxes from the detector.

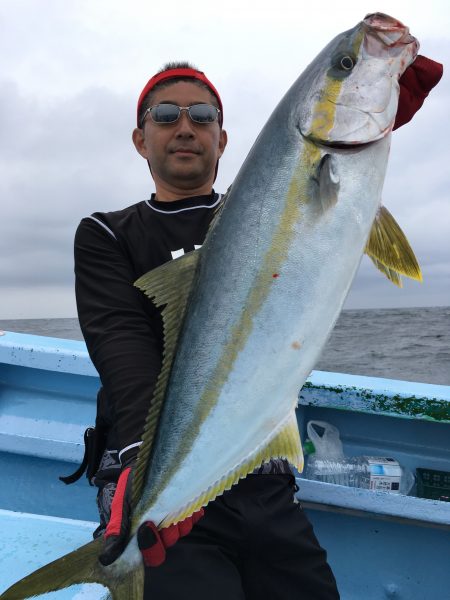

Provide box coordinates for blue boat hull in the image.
[0,332,449,599]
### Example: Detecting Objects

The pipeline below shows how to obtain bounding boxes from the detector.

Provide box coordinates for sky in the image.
[0,0,449,318]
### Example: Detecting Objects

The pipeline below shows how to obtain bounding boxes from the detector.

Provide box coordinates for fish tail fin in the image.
[109,569,145,600]
[0,538,144,600]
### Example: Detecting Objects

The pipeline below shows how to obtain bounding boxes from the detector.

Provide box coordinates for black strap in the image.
[59,428,95,485]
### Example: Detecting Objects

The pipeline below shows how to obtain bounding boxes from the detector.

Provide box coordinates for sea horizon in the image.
[1,306,449,386]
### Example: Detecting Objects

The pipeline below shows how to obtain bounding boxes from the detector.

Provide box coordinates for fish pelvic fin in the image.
[161,409,303,528]
[365,205,422,287]
[133,250,201,506]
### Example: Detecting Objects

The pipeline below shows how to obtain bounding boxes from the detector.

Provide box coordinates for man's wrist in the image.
[118,441,142,467]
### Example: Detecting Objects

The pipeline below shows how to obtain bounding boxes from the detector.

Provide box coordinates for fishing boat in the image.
[0,330,449,599]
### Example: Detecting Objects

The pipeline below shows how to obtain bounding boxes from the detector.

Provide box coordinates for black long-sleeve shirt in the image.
[74,191,223,465]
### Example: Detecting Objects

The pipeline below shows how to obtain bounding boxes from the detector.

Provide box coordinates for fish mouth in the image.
[362,13,419,62]
[314,134,387,151]
[363,12,417,49]
[317,140,375,150]
[300,129,387,152]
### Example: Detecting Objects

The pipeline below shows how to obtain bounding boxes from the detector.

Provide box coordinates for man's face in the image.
[133,81,227,194]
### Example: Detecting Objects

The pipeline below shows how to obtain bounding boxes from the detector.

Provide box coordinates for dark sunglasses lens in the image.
[150,104,180,123]
[189,104,218,123]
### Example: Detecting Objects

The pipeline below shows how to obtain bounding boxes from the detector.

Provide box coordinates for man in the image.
[74,58,442,599]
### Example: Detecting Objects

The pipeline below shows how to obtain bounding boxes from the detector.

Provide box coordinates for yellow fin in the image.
[368,257,403,287]
[206,185,231,236]
[0,540,101,599]
[365,206,422,286]
[132,251,200,506]
[160,410,303,528]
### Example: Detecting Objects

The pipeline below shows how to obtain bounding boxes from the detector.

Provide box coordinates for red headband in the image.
[137,68,223,127]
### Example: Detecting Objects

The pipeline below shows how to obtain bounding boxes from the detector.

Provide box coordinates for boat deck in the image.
[0,509,107,599]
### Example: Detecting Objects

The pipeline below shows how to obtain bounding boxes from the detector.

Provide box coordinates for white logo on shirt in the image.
[171,246,202,260]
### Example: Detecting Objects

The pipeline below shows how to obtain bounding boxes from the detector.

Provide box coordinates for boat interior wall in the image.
[296,371,450,528]
[0,333,100,520]
[0,450,98,521]
[296,372,450,599]
[305,510,449,599]
[0,364,99,461]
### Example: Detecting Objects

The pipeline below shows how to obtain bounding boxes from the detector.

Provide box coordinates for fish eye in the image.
[340,55,355,70]
[328,51,357,79]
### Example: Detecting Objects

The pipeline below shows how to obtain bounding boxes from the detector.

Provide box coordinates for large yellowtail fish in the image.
[1,12,422,600]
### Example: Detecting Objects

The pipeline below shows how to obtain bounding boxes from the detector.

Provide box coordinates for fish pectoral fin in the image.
[365,205,422,287]
[313,154,340,212]
[132,250,201,505]
[367,257,403,287]
[161,409,303,528]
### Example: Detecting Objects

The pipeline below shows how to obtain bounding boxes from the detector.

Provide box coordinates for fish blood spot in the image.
[272,273,279,278]
[291,341,302,350]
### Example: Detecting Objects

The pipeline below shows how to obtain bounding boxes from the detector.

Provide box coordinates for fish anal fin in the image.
[132,251,201,505]
[160,410,303,528]
[365,206,422,286]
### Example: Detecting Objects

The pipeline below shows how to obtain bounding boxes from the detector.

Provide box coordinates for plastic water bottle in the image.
[304,455,370,487]
[303,421,415,494]
[304,455,415,494]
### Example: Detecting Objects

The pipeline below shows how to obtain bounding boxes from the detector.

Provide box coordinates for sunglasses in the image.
[142,103,220,126]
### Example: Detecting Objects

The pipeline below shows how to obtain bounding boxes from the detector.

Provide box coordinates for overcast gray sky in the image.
[1,0,449,318]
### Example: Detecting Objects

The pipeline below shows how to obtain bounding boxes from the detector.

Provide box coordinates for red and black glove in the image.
[137,509,204,567]
[394,54,443,130]
[98,464,134,566]
[98,462,204,567]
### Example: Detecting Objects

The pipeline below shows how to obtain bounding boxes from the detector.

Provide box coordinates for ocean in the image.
[0,306,449,386]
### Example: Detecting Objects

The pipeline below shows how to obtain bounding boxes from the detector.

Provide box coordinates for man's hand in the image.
[98,464,134,566]
[98,462,204,567]
[394,55,443,130]
[137,510,204,567]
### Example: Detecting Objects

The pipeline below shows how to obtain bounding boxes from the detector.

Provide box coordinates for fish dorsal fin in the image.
[132,250,200,505]
[365,206,422,287]
[207,185,231,235]
[160,409,303,528]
